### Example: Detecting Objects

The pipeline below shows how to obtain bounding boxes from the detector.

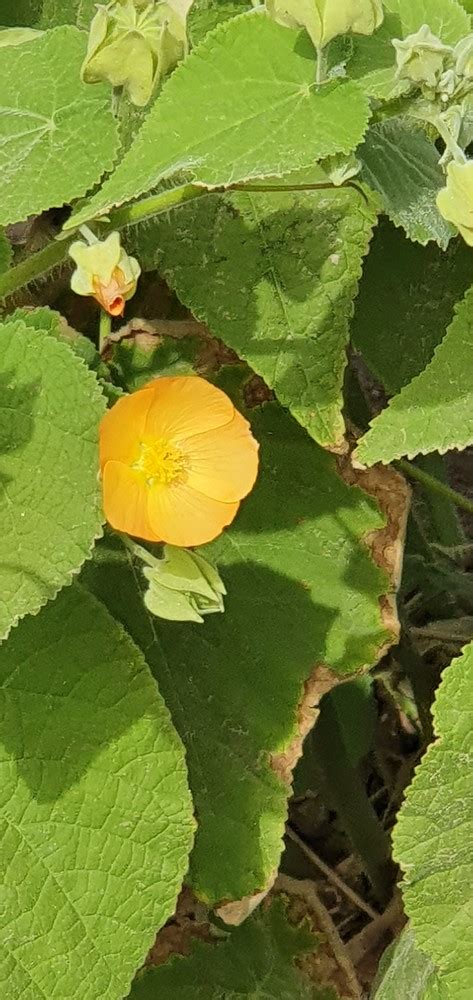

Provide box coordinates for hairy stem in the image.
[98,309,112,354]
[397,459,473,517]
[0,177,361,302]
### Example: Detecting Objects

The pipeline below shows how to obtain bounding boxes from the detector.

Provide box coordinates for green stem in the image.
[315,46,327,85]
[98,309,112,354]
[0,238,71,301]
[0,177,363,302]
[397,459,473,517]
[109,182,207,229]
[117,531,161,567]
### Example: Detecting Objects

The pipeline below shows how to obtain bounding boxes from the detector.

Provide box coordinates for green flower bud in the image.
[69,231,141,316]
[436,160,473,246]
[142,545,226,623]
[0,28,43,48]
[81,0,193,106]
[393,25,452,89]
[454,34,473,81]
[266,0,383,50]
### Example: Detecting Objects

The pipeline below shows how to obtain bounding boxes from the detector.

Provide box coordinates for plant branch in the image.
[98,309,112,354]
[397,459,473,517]
[276,875,363,1000]
[286,825,379,919]
[0,177,365,302]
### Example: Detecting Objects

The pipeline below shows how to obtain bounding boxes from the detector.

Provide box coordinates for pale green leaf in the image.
[40,0,97,28]
[130,185,377,448]
[0,317,105,640]
[83,400,393,904]
[359,120,452,248]
[352,220,472,394]
[0,583,194,1000]
[65,12,371,230]
[188,0,251,45]
[0,26,119,225]
[372,926,445,1000]
[393,641,473,1000]
[355,285,473,464]
[129,899,327,999]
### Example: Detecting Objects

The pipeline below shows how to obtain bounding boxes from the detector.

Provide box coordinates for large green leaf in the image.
[352,221,472,394]
[0,26,119,225]
[372,927,445,1000]
[129,899,329,999]
[65,13,370,230]
[355,286,473,464]
[83,400,394,905]
[359,120,452,248]
[131,185,377,449]
[0,317,105,640]
[0,583,194,1000]
[393,642,473,1000]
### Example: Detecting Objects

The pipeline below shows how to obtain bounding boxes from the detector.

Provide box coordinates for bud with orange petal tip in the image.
[69,231,141,317]
[99,375,259,547]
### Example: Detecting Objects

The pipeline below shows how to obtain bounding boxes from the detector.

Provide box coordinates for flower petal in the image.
[147,482,239,547]
[100,387,156,467]
[144,376,235,442]
[184,410,259,502]
[102,460,156,540]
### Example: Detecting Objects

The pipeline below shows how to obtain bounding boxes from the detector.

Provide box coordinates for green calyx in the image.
[81,0,193,106]
[139,544,226,623]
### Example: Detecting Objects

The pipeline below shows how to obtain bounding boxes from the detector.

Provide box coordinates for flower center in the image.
[133,439,186,487]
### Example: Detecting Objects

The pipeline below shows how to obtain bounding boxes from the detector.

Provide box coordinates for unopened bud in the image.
[143,545,226,623]
[266,0,383,50]
[437,160,473,246]
[81,0,193,106]
[393,25,452,89]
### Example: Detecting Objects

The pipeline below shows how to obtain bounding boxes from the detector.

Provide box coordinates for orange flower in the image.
[100,376,259,547]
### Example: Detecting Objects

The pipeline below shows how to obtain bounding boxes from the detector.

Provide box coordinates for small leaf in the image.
[131,184,377,449]
[83,401,395,906]
[65,12,371,229]
[355,285,473,465]
[359,120,452,248]
[0,316,106,639]
[0,583,194,1000]
[393,641,473,1000]
[372,926,445,1000]
[352,220,473,394]
[128,899,327,999]
[0,26,119,225]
